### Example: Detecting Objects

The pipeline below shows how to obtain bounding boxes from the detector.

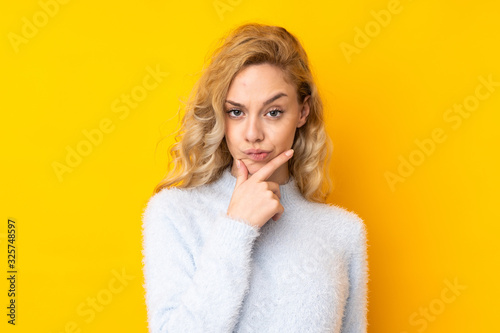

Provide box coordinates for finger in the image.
[234,159,248,188]
[253,149,294,182]
[267,181,281,199]
[271,203,285,221]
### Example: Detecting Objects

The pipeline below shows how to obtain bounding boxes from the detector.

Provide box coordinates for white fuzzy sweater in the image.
[141,166,369,332]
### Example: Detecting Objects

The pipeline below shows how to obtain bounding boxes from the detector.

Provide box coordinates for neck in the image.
[218,165,303,207]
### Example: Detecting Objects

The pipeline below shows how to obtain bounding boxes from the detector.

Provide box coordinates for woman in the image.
[142,23,368,333]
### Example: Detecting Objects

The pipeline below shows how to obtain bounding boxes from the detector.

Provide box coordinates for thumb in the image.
[234,159,248,188]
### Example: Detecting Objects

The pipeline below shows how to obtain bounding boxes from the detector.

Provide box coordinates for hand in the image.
[226,149,294,229]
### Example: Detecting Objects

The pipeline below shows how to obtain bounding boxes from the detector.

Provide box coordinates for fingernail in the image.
[285,149,294,157]
[236,160,241,168]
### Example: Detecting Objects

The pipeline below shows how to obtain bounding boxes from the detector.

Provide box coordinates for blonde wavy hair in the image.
[154,23,333,203]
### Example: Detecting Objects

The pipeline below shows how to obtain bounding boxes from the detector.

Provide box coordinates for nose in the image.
[244,115,264,143]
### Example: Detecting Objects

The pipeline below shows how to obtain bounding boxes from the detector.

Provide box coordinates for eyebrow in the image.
[225,92,287,108]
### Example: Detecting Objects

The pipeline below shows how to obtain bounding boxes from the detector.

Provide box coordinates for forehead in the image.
[226,63,297,100]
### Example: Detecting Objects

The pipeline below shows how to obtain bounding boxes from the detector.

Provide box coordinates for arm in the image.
[340,217,369,333]
[142,190,261,333]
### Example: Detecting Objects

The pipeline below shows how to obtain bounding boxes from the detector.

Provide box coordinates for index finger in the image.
[252,149,294,182]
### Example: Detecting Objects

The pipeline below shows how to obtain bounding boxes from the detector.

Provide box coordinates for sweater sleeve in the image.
[141,189,261,333]
[341,217,369,333]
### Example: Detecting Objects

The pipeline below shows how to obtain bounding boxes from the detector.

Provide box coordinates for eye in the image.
[226,109,243,118]
[266,109,283,118]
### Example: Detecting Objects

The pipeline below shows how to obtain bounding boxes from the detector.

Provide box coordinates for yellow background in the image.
[2,0,499,332]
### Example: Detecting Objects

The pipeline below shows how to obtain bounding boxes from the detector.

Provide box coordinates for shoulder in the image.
[143,181,218,210]
[141,182,225,230]
[307,201,367,250]
[141,186,205,229]
[141,186,211,255]
[143,186,191,216]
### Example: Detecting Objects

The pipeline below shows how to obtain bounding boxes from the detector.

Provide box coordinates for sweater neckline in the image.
[216,166,305,207]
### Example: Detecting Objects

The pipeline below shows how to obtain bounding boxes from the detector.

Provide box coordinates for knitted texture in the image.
[141,167,369,332]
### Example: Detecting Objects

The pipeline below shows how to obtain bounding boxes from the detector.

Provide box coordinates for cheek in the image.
[224,124,239,148]
[287,129,298,147]
[223,122,232,140]
[274,124,298,147]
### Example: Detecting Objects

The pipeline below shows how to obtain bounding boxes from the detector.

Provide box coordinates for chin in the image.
[244,161,265,175]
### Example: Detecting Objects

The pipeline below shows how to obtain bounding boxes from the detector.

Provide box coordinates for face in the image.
[224,63,310,184]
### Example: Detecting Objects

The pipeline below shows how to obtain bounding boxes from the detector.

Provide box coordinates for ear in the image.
[297,95,310,128]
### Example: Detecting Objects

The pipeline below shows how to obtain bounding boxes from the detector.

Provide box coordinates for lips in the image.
[244,149,271,161]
